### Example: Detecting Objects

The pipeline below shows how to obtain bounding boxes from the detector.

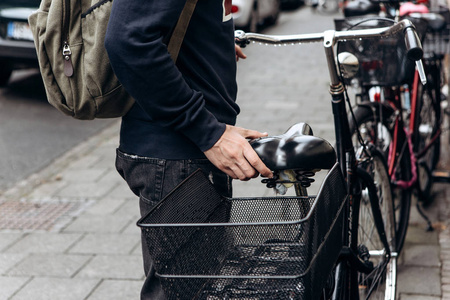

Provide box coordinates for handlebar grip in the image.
[404,27,423,61]
[235,30,249,48]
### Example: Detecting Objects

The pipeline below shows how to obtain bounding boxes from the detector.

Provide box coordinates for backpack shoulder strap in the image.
[167,0,199,62]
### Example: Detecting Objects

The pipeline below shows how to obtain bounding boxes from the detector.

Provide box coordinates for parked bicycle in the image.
[137,19,423,299]
[336,0,448,211]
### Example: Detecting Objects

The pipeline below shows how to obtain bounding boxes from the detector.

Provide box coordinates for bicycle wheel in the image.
[413,78,441,205]
[350,103,412,254]
[355,149,397,299]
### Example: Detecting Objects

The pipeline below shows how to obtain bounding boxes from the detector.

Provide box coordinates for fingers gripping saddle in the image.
[250,123,336,191]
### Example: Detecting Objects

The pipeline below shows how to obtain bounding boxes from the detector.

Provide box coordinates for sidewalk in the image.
[0,113,448,300]
[0,120,145,300]
[1,6,450,300]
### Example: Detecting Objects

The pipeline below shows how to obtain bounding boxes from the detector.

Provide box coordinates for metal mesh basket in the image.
[334,17,427,86]
[137,163,347,300]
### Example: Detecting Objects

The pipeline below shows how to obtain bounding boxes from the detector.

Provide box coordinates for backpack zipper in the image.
[62,0,74,77]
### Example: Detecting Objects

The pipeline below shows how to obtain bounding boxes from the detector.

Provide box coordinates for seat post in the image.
[295,184,308,196]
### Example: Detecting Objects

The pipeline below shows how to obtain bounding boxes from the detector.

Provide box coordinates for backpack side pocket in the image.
[29,9,75,117]
[81,0,134,118]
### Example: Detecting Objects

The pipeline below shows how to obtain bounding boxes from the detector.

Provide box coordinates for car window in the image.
[1,0,40,7]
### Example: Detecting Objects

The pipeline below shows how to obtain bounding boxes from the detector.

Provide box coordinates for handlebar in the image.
[235,19,425,84]
[236,19,422,59]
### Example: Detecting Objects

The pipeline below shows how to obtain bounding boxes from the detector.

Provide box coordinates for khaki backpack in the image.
[28,0,197,120]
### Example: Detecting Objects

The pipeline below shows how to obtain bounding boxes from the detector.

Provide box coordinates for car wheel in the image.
[266,0,281,25]
[0,61,13,86]
[245,2,259,32]
[281,0,303,10]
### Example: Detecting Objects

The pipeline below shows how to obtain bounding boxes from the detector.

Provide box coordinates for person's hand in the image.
[204,125,273,180]
[235,44,247,61]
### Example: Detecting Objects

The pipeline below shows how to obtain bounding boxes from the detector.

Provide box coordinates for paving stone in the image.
[87,279,143,300]
[443,261,450,272]
[7,254,92,277]
[67,154,102,170]
[405,225,439,245]
[121,219,142,236]
[397,266,441,296]
[27,180,67,198]
[84,198,125,215]
[113,198,141,219]
[56,181,117,198]
[409,197,440,226]
[398,295,441,300]
[92,156,116,169]
[0,253,28,275]
[58,169,108,183]
[131,243,142,256]
[10,277,99,300]
[62,213,131,234]
[5,232,82,254]
[69,233,140,255]
[0,232,23,251]
[403,244,441,268]
[0,276,30,300]
[75,255,144,280]
[96,170,124,185]
[106,183,137,200]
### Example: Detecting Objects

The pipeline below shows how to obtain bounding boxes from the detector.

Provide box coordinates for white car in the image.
[232,0,281,32]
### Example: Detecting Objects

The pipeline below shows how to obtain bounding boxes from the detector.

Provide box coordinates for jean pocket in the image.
[139,193,160,218]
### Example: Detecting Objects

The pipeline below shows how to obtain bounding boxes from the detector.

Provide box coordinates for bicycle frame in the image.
[324,28,392,300]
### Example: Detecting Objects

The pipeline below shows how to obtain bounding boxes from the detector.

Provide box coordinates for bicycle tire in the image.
[349,103,412,254]
[354,148,397,299]
[412,78,441,206]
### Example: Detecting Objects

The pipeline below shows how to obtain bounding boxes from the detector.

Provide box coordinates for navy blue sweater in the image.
[105,0,239,159]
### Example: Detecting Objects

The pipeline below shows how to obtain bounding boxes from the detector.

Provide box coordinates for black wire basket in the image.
[137,163,347,300]
[335,17,428,86]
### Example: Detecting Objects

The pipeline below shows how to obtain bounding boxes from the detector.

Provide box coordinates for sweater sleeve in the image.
[105,0,226,152]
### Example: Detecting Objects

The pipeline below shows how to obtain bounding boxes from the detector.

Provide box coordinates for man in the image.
[105,0,272,298]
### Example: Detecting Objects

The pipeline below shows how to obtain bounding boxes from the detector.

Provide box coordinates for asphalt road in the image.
[0,69,115,193]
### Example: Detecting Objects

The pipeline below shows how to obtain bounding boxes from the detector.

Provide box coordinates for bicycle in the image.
[336,0,448,209]
[137,19,423,299]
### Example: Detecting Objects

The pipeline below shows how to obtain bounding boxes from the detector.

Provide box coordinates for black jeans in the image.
[115,149,232,300]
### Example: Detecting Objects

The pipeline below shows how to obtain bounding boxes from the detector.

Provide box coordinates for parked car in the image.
[0,0,39,86]
[233,0,281,32]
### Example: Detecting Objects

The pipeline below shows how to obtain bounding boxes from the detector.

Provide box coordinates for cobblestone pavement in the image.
[0,6,449,300]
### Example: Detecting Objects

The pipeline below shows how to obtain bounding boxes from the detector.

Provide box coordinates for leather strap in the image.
[168,0,199,62]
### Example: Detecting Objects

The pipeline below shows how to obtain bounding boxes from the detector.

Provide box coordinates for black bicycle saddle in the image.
[250,123,336,171]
